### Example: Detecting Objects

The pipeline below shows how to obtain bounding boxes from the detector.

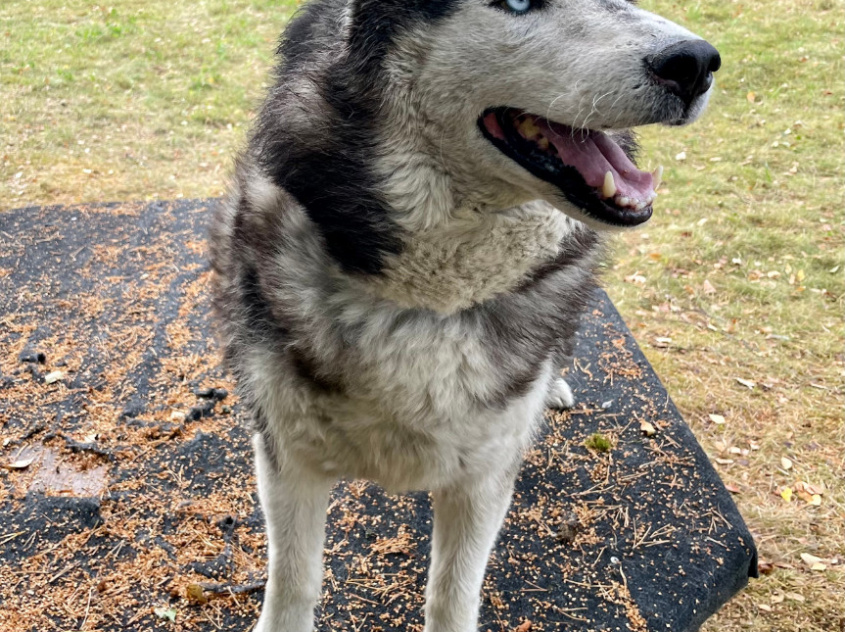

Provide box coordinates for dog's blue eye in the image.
[506,0,531,11]
[495,0,536,15]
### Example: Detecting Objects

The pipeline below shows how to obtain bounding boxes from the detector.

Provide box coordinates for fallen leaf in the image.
[808,494,822,506]
[624,272,646,286]
[784,593,805,603]
[44,371,64,384]
[757,560,775,575]
[801,553,824,566]
[186,583,208,604]
[725,483,741,494]
[154,606,177,622]
[515,620,533,632]
[640,421,657,436]
[735,377,756,390]
[709,413,726,425]
[5,457,35,470]
[804,482,825,495]
[584,433,612,452]
[781,456,793,470]
[780,487,793,502]
[714,457,733,465]
[747,91,757,103]
[702,279,716,295]
[757,603,772,612]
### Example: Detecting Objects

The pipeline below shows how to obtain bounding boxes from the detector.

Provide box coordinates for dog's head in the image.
[345,0,720,230]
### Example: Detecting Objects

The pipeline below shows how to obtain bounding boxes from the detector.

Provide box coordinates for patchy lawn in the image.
[609,2,844,630]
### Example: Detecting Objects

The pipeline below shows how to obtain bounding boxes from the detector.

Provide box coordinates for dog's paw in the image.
[546,377,575,409]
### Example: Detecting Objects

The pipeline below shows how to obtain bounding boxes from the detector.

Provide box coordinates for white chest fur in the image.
[365,201,575,313]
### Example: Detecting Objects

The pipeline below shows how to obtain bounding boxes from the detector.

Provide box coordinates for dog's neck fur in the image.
[360,202,580,313]
[351,35,583,313]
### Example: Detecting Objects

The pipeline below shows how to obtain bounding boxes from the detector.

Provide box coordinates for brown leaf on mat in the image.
[186,583,209,604]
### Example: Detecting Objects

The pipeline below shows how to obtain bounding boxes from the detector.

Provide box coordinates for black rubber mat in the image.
[0,199,756,631]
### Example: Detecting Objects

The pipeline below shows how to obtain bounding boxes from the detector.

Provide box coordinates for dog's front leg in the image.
[253,435,333,632]
[424,467,518,632]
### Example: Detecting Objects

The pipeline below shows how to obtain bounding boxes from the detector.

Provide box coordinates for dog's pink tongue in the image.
[540,122,654,202]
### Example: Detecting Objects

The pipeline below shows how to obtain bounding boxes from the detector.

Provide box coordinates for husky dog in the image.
[210,0,719,630]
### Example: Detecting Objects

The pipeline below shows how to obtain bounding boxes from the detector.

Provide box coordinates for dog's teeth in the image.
[616,196,631,207]
[537,137,550,151]
[652,165,664,191]
[602,171,617,198]
[516,117,541,140]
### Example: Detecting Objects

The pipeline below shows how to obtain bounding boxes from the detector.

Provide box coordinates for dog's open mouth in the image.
[479,107,663,227]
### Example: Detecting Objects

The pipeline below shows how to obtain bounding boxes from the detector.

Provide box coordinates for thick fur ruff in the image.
[209,1,716,630]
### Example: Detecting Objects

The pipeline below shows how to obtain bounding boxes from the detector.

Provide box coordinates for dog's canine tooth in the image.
[602,171,617,198]
[652,165,664,191]
[537,137,550,151]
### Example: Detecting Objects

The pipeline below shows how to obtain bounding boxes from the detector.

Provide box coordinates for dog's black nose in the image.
[647,40,721,104]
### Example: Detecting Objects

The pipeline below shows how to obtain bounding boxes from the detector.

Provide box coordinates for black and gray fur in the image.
[210,1,718,630]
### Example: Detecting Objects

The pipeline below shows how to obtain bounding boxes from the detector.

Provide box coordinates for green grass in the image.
[1,0,296,205]
[612,2,844,630]
[2,0,844,630]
